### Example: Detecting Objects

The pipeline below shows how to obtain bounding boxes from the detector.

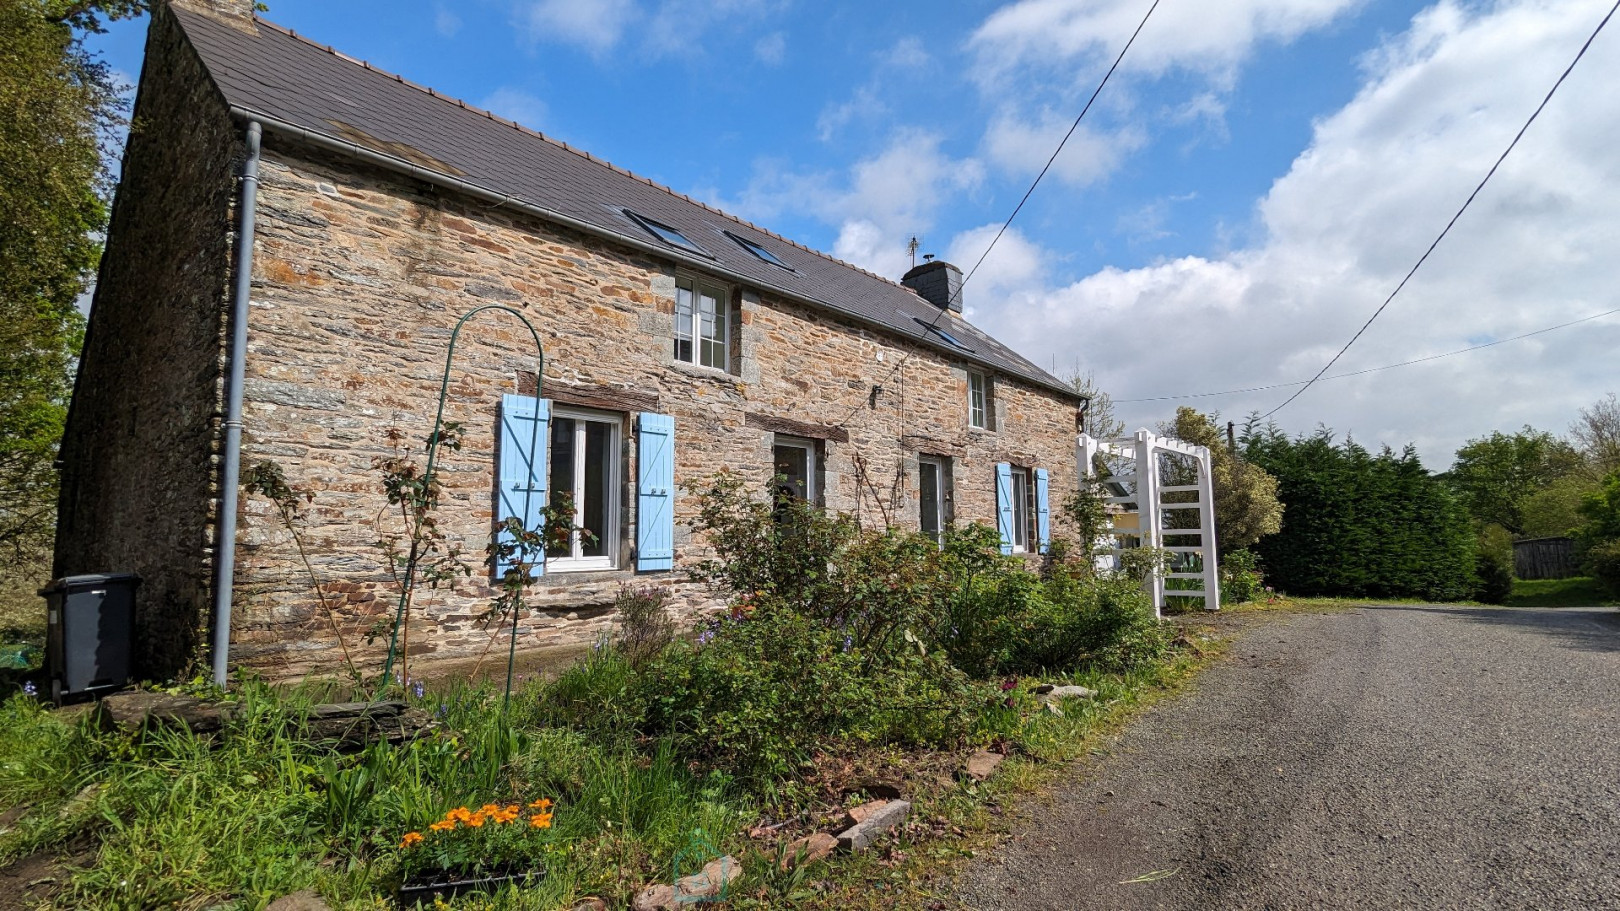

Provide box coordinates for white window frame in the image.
[968,370,989,429]
[1009,466,1031,553]
[918,455,948,544]
[674,275,730,371]
[548,406,621,573]
[772,435,818,505]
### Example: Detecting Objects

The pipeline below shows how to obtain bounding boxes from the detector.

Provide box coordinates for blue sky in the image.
[89,0,1620,464]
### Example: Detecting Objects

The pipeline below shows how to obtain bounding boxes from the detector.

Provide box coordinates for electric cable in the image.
[1114,305,1620,403]
[1260,0,1620,418]
[832,0,1164,430]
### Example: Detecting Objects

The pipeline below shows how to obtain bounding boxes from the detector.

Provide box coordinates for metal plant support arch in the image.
[379,304,545,704]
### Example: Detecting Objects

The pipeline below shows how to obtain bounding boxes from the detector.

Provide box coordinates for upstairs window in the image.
[726,231,793,270]
[674,276,730,370]
[968,370,992,429]
[625,210,708,256]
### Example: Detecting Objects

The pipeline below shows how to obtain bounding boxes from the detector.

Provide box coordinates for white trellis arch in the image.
[1078,430,1220,616]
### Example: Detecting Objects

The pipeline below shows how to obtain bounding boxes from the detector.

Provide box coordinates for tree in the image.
[1445,427,1583,535]
[1162,407,1283,555]
[1520,475,1599,539]
[0,0,146,580]
[1571,393,1620,477]
[1069,370,1124,440]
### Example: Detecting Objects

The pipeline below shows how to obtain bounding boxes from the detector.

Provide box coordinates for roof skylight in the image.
[624,210,708,256]
[725,231,793,270]
[914,317,975,352]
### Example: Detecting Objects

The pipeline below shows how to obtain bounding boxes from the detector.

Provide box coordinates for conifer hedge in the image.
[1242,427,1477,602]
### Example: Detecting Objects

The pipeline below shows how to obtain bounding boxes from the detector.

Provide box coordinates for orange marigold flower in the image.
[530,812,554,829]
[429,820,455,833]
[480,803,501,814]
[466,813,486,828]
[447,807,472,823]
[528,798,553,810]
[400,832,424,849]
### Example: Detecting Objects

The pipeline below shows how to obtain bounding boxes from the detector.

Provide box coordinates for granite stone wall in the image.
[227,141,1084,679]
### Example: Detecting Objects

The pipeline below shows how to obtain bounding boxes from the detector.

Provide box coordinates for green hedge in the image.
[1243,428,1477,602]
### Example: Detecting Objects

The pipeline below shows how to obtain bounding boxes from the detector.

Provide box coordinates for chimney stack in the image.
[169,0,257,23]
[902,258,963,313]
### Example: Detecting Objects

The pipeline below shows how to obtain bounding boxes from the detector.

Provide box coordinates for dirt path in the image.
[956,605,1620,910]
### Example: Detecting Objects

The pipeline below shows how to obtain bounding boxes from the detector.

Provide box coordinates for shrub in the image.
[1220,549,1264,604]
[1472,524,1514,605]
[639,606,976,780]
[611,585,675,669]
[1587,540,1620,596]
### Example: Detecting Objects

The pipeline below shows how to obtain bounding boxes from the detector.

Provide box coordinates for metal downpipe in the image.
[212,121,262,687]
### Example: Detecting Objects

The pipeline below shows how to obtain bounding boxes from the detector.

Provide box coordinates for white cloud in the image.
[478,88,547,128]
[816,85,886,141]
[516,0,637,54]
[969,0,1364,88]
[884,36,931,69]
[732,130,986,276]
[755,31,786,64]
[982,111,1147,187]
[959,0,1620,464]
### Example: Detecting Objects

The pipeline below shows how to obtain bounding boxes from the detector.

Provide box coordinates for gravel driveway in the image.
[956,605,1620,910]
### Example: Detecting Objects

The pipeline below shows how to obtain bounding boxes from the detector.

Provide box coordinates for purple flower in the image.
[413,681,425,699]
[841,636,853,653]
[696,627,715,646]
[23,681,37,697]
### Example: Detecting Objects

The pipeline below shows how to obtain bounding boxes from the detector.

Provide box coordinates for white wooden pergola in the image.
[1077,430,1220,615]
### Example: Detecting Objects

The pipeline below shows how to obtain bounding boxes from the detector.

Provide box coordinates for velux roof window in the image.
[914,317,974,352]
[624,209,708,256]
[725,231,793,270]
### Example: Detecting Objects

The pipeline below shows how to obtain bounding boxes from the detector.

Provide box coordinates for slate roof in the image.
[172,7,1078,399]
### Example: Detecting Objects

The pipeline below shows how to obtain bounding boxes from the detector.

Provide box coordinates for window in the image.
[725,231,793,270]
[547,408,620,571]
[674,276,730,370]
[968,370,991,429]
[772,436,818,505]
[914,317,974,352]
[1009,466,1032,553]
[624,210,708,256]
[919,455,950,543]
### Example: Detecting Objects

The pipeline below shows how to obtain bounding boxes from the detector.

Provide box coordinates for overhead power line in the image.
[833,0,1164,430]
[1115,305,1620,403]
[1260,0,1620,419]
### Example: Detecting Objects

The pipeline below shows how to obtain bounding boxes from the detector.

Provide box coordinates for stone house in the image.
[54,0,1087,682]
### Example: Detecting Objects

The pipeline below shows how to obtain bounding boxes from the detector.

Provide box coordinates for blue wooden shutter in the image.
[1035,468,1051,555]
[995,462,1014,555]
[637,412,676,571]
[497,394,549,578]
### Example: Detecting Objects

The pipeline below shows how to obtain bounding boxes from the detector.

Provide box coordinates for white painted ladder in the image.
[1077,430,1220,616]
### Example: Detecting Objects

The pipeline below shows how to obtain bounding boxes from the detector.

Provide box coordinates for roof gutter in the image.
[212,119,261,687]
[226,106,1081,402]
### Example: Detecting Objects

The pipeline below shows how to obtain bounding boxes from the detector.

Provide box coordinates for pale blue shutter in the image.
[497,394,550,578]
[1035,468,1051,555]
[995,462,1014,556]
[636,412,675,571]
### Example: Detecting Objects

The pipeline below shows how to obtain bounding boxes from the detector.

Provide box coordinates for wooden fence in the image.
[1513,537,1579,580]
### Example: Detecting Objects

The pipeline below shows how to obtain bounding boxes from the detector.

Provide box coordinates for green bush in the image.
[1587,540,1620,596]
[1472,524,1514,604]
[1220,549,1264,604]
[639,606,977,780]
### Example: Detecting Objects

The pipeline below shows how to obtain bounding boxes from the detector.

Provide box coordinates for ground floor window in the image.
[772,435,818,505]
[547,408,620,571]
[1009,466,1032,553]
[919,455,951,542]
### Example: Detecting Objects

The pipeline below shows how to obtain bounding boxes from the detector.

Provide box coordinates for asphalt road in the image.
[956,605,1620,910]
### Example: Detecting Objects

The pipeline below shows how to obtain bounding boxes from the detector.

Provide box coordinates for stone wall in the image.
[229,140,1082,680]
[53,5,240,680]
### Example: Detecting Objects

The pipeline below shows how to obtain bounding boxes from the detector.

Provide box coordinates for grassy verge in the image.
[1505,576,1619,608]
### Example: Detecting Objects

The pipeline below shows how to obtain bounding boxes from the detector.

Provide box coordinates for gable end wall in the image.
[53,5,241,679]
